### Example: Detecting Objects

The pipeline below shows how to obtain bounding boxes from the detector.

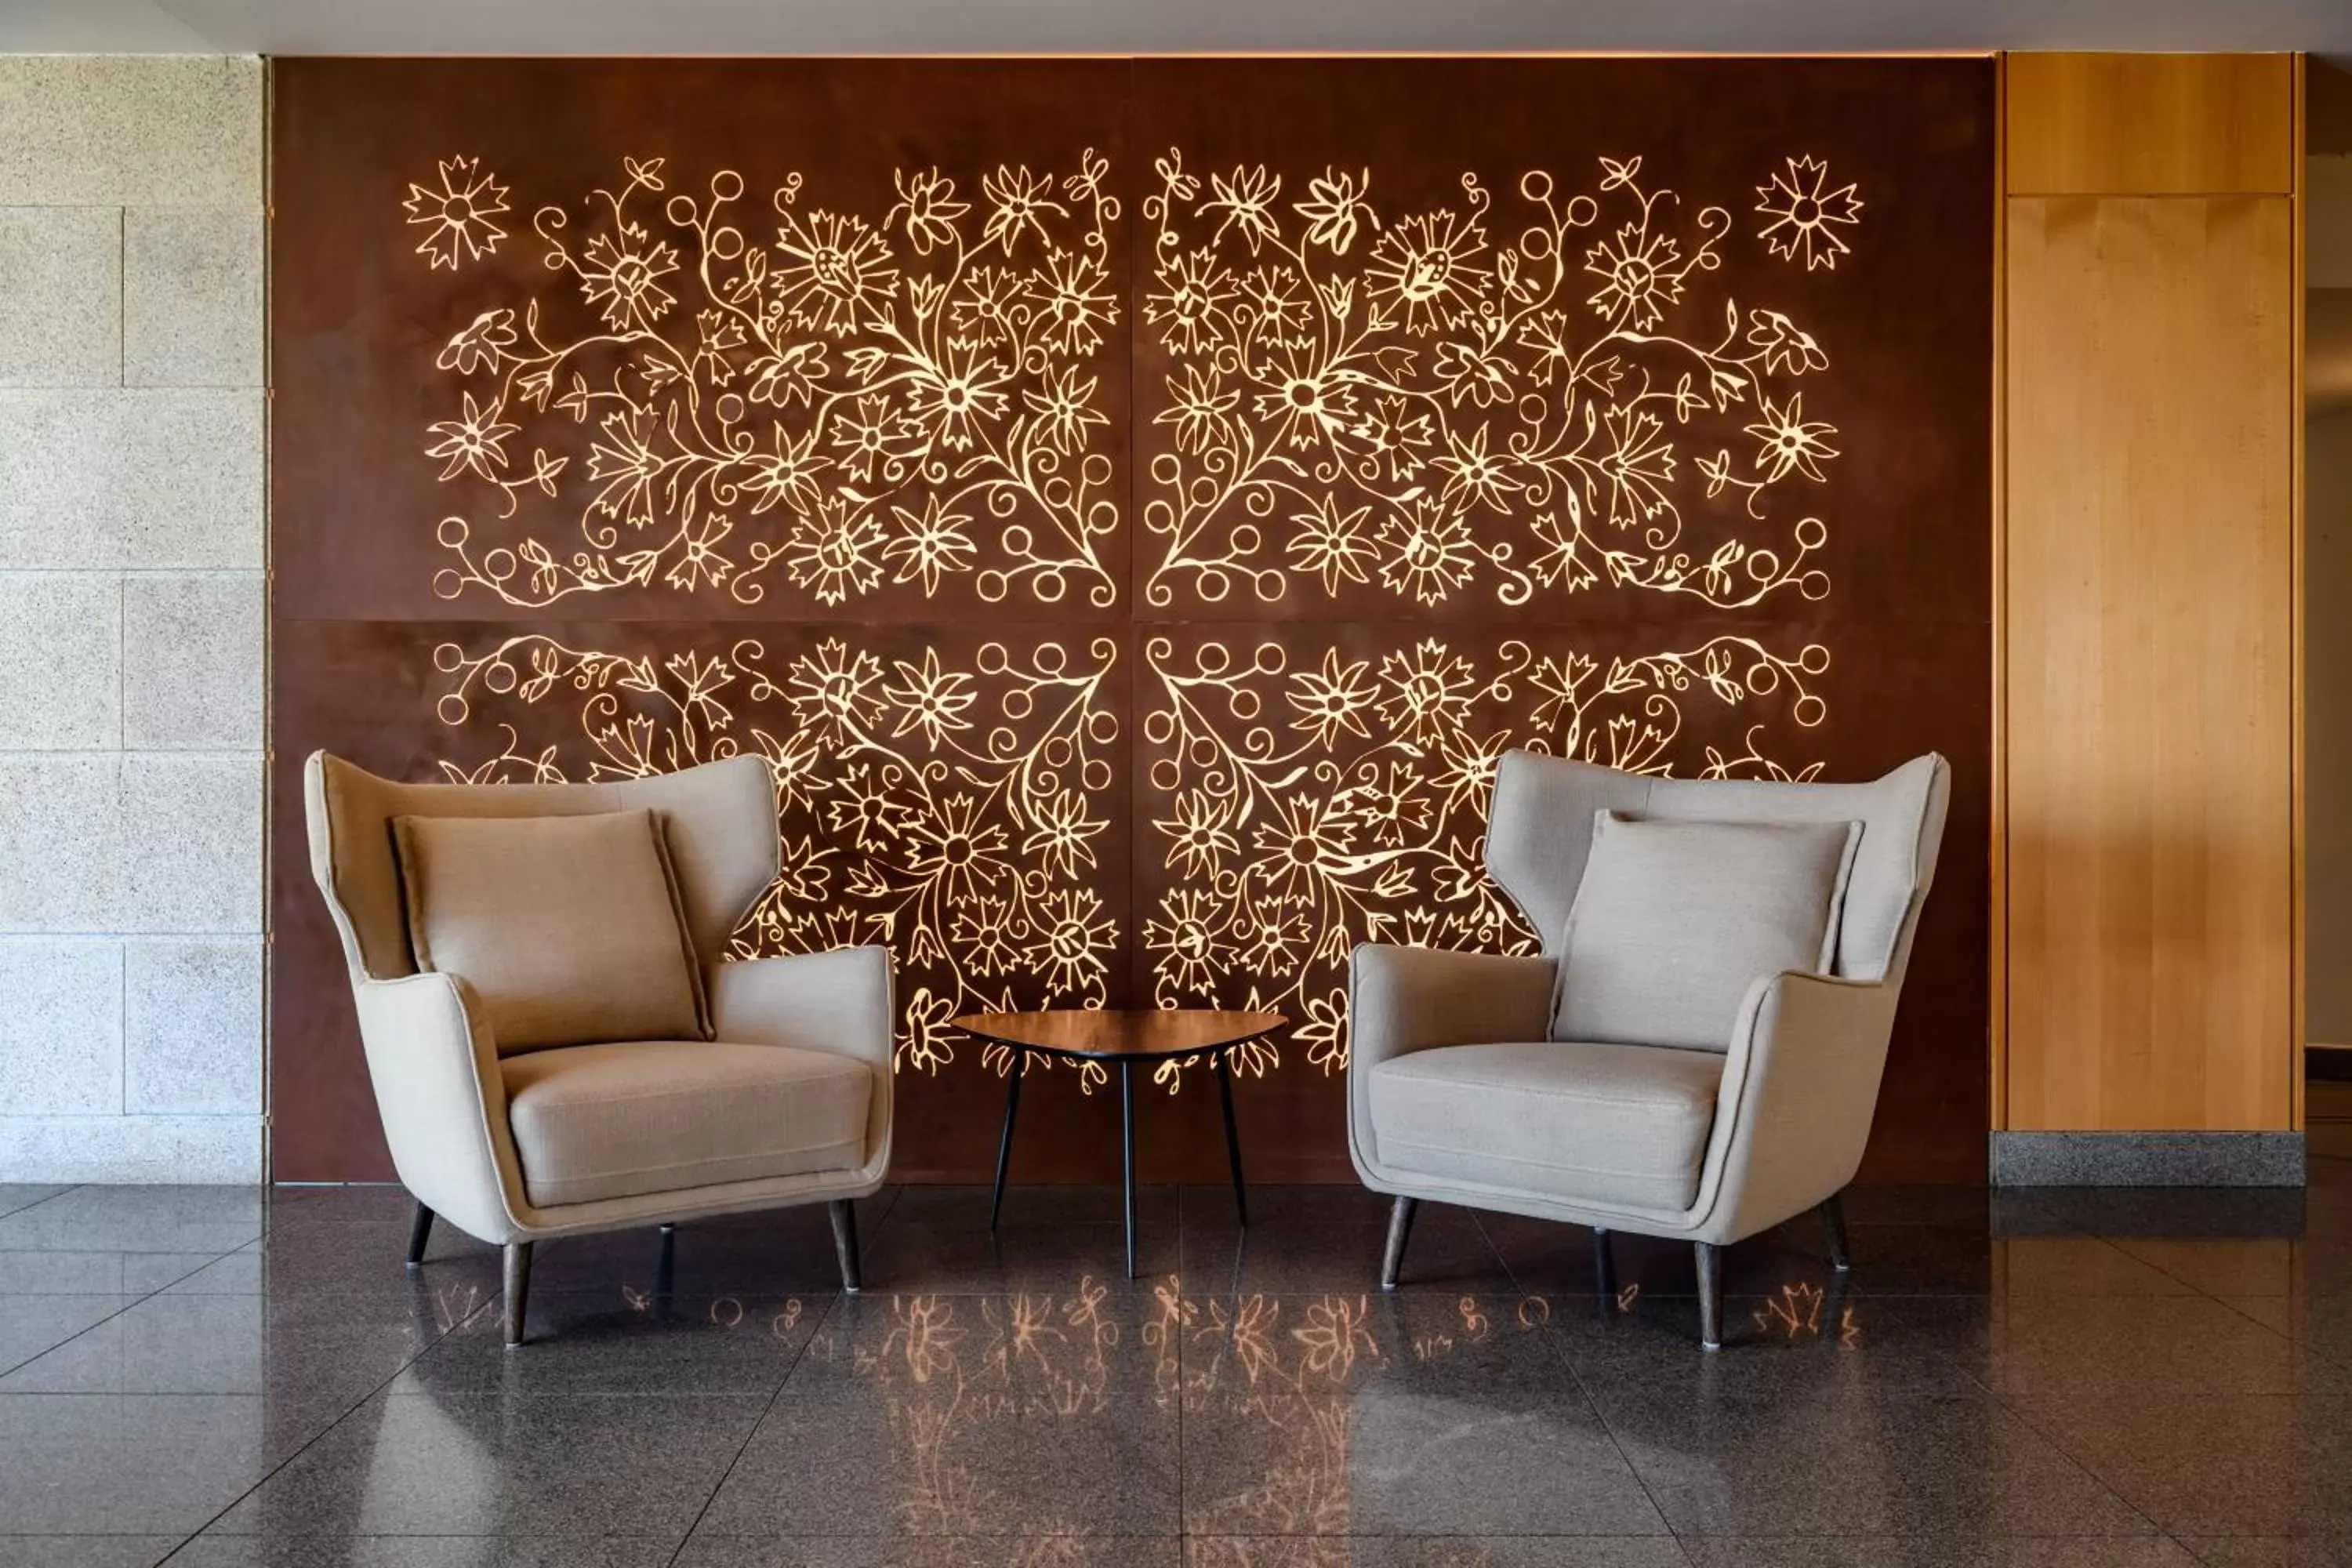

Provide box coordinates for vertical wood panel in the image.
[2005,194,2295,1131]
[1989,55,2010,1132]
[2292,55,2308,1131]
[2006,53,2296,195]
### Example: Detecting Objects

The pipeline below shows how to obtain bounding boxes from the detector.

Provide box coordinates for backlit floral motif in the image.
[416,153,1123,612]
[403,154,510,271]
[1140,632,1828,1073]
[400,139,1872,1101]
[428,633,1121,1078]
[1755,154,1864,271]
[1140,151,1853,612]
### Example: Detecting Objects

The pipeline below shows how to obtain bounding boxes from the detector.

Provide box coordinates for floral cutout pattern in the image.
[415,153,1124,612]
[430,632,1123,1083]
[403,155,510,271]
[1138,631,1828,1078]
[1138,152,1852,613]
[1755,155,1864,270]
[399,142,1862,1096]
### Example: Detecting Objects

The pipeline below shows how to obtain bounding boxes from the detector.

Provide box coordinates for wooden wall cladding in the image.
[271,58,1995,1184]
[2004,196,2296,1133]
[2006,53,2296,196]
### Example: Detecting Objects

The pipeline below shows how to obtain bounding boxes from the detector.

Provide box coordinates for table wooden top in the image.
[951,1008,1286,1062]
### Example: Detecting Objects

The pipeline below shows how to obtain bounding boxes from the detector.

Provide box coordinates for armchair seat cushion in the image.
[502,1040,870,1208]
[1367,1040,1722,1212]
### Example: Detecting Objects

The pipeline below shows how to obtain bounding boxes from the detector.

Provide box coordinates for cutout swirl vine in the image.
[404,143,1862,1089]
[416,153,1125,612]
[1140,151,1853,611]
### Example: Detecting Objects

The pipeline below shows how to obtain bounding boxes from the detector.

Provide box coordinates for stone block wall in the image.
[0,56,265,1181]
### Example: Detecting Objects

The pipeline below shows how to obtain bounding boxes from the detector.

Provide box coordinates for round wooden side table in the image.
[952,1008,1284,1279]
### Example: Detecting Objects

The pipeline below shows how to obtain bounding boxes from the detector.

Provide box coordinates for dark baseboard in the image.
[1989,1131,2305,1188]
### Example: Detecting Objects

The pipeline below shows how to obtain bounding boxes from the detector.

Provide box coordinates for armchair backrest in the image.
[1484,750,1951,987]
[304,751,781,983]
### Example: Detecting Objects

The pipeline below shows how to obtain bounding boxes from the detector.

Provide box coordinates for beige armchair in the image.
[1348,749,1949,1348]
[304,751,894,1345]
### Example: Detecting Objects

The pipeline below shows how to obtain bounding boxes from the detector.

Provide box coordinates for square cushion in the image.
[502,1040,872,1207]
[1552,811,1860,1052]
[1370,1040,1724,1211]
[394,808,709,1054]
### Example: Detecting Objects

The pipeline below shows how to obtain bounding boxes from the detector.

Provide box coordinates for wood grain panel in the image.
[2006,53,2295,196]
[2004,194,2295,1131]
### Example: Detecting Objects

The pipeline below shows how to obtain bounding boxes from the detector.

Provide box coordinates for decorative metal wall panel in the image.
[272,60,1134,626]
[272,57,1994,1185]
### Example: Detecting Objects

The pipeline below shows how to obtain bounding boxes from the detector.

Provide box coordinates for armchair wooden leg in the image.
[829,1200,862,1294]
[502,1241,533,1348]
[1380,1196,1417,1292]
[1820,1194,1853,1273]
[1592,1228,1617,1302]
[405,1202,434,1269]
[1695,1242,1723,1352]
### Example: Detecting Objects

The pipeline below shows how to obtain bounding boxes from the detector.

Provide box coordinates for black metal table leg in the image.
[1120,1059,1138,1279]
[989,1047,1028,1232]
[1216,1045,1248,1226]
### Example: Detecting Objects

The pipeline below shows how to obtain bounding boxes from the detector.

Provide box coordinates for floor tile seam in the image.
[1642,1527,2199,1539]
[417,1258,845,1366]
[680,1528,1193,1538]
[1471,1207,1543,1301]
[1514,1249,1684,1549]
[0,1240,260,1256]
[661,1281,845,1568]
[1174,1185,1186,1552]
[838,1185,907,1257]
[0,1286,189,1382]
[127,1248,249,1302]
[374,1388,818,1400]
[2191,1290,2344,1374]
[0,1185,84,1221]
[148,1263,480,1566]
[1956,1363,2175,1541]
[2105,1236,2272,1304]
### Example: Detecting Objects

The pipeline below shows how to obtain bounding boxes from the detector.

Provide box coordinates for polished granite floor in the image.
[7,1164,2352,1568]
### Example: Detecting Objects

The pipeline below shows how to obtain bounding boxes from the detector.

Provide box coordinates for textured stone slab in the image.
[0,753,122,931]
[0,753,261,934]
[124,207,263,388]
[122,572,262,750]
[116,753,263,935]
[0,1116,260,1184]
[0,207,119,387]
[124,938,262,1116]
[0,56,262,208]
[0,572,120,750]
[0,939,122,1117]
[0,390,263,569]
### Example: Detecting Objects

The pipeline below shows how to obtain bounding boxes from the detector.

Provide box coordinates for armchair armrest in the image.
[1348,944,1559,1069]
[349,970,528,1244]
[709,946,895,1071]
[1348,945,1558,1186]
[710,946,895,1176]
[1699,969,1900,1244]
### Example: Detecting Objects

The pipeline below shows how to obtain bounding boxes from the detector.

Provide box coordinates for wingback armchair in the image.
[1348,749,1950,1348]
[304,751,894,1344]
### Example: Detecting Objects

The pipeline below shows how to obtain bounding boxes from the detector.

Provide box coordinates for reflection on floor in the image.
[2,1172,2350,1566]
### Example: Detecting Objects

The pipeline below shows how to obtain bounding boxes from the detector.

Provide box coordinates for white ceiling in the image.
[5,0,2350,56]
